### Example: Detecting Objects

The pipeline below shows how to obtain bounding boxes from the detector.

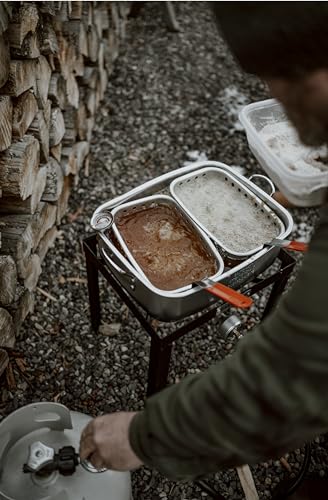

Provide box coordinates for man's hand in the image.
[79,411,143,471]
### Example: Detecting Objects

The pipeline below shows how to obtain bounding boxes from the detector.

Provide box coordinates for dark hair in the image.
[212,2,328,78]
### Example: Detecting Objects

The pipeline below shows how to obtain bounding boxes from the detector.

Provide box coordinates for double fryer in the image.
[91,161,293,321]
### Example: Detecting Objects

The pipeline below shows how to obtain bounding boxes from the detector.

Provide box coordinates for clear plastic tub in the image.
[239,98,328,206]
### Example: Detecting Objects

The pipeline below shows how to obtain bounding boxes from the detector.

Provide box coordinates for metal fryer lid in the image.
[0,403,131,500]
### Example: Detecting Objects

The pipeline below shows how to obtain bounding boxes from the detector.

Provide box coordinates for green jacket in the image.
[130,204,328,480]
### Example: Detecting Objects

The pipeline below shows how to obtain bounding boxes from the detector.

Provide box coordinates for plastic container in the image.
[239,98,328,206]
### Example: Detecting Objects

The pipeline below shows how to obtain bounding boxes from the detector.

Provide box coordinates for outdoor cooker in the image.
[0,402,132,500]
[91,161,293,321]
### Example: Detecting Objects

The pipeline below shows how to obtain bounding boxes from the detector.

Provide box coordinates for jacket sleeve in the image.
[129,204,328,481]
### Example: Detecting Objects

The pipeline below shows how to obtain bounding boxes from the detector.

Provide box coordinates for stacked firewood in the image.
[0,1,131,371]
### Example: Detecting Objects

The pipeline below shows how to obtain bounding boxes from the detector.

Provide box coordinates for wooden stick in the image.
[39,19,59,55]
[35,55,52,109]
[0,255,17,306]
[66,73,79,109]
[56,175,72,224]
[0,214,34,264]
[66,277,87,284]
[50,142,62,163]
[39,2,61,17]
[0,135,40,199]
[5,361,16,390]
[7,288,35,331]
[69,1,82,20]
[0,59,36,97]
[24,253,41,291]
[0,96,12,152]
[50,107,65,147]
[0,349,9,378]
[0,307,15,348]
[0,2,12,36]
[11,32,40,59]
[8,2,39,49]
[28,108,50,162]
[236,465,259,500]
[280,456,292,472]
[30,202,57,250]
[48,72,67,109]
[0,165,47,215]
[0,34,10,88]
[41,157,64,202]
[36,286,57,302]
[87,24,99,63]
[12,89,38,138]
[37,227,58,262]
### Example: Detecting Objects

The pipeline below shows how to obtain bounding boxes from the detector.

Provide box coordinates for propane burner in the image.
[23,441,106,477]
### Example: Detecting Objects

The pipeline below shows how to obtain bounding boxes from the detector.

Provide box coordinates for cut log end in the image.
[0,308,15,348]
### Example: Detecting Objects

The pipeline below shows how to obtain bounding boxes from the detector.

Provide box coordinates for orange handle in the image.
[206,282,253,309]
[286,240,308,252]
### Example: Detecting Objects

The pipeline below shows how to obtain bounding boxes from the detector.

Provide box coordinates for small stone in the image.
[99,322,121,336]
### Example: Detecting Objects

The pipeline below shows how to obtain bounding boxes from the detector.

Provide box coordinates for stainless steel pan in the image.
[93,197,253,310]
[91,161,294,321]
[110,194,225,294]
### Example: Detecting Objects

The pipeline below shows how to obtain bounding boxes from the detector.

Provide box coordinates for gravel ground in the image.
[2,3,327,499]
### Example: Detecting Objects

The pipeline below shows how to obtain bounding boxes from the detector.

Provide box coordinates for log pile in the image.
[0,1,131,366]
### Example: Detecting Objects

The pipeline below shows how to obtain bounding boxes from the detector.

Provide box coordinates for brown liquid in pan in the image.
[115,204,217,291]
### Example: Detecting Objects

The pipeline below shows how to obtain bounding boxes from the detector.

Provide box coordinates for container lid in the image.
[0,403,131,500]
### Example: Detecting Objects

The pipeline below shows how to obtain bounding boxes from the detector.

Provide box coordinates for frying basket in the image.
[170,167,285,259]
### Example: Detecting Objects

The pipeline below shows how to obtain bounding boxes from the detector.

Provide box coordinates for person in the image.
[80,3,328,480]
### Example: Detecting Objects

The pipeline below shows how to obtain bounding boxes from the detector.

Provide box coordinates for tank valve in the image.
[23,441,79,476]
[23,441,106,476]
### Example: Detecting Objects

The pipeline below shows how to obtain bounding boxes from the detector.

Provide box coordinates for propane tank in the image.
[0,402,132,500]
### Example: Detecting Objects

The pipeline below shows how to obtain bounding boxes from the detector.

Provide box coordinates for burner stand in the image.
[83,234,296,397]
[83,234,312,500]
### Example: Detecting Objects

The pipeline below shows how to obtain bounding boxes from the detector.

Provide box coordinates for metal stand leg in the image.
[262,251,296,319]
[196,480,226,500]
[147,337,173,397]
[83,237,101,332]
[262,274,290,319]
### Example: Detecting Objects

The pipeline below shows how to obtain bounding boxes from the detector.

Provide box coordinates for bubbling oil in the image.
[116,203,217,290]
[175,174,280,254]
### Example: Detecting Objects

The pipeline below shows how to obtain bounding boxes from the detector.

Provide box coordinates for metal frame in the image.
[83,234,296,397]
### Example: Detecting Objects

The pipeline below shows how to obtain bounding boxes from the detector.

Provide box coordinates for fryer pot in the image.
[91,161,293,321]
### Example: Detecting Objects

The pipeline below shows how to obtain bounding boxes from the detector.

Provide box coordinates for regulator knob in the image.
[23,442,79,476]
